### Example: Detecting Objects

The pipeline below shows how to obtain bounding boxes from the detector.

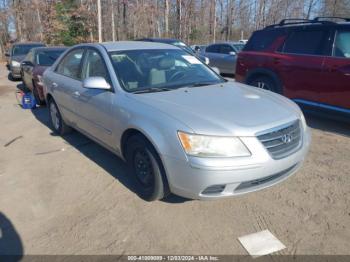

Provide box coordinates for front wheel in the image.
[126,135,170,201]
[48,98,72,135]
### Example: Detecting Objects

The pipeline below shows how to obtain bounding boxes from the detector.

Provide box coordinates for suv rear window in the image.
[282,30,328,55]
[244,30,286,52]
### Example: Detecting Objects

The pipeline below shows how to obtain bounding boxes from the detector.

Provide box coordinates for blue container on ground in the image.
[22,93,37,109]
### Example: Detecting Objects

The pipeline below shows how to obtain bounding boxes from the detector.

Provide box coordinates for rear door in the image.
[278,28,331,101]
[319,28,350,109]
[51,48,85,124]
[74,48,114,145]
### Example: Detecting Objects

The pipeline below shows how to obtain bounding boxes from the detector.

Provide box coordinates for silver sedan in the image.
[202,42,245,75]
[43,41,310,201]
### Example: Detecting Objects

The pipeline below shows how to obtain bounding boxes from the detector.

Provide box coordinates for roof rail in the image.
[265,18,337,29]
[313,16,350,22]
[278,18,311,26]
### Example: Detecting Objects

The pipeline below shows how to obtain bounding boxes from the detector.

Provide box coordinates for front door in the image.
[74,48,114,146]
[319,29,350,109]
[278,28,331,102]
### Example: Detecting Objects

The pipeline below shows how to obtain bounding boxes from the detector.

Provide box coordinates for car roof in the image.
[32,46,67,52]
[100,41,180,52]
[263,21,350,31]
[12,42,45,46]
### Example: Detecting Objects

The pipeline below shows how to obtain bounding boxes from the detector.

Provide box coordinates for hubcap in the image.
[50,102,60,130]
[133,150,153,188]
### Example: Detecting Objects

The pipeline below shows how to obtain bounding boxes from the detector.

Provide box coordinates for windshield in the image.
[12,45,44,56]
[172,42,195,54]
[36,50,65,66]
[109,49,223,93]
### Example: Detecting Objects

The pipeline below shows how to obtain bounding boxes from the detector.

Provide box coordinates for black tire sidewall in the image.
[126,136,168,201]
[48,99,63,135]
[249,76,281,94]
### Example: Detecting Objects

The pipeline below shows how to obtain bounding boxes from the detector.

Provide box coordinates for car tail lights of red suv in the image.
[236,17,350,121]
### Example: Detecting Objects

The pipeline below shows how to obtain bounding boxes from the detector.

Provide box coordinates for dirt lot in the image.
[0,63,349,256]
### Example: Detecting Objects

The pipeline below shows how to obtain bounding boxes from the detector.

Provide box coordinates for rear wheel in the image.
[248,76,281,94]
[48,98,72,135]
[126,135,170,201]
[32,82,45,105]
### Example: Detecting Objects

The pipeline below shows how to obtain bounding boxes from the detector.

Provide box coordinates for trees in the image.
[1,0,350,54]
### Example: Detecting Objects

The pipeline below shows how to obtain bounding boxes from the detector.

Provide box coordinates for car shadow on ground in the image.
[30,106,190,204]
[304,113,350,138]
[0,212,23,261]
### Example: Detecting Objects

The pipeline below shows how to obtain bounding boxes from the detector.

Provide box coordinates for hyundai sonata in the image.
[43,42,311,201]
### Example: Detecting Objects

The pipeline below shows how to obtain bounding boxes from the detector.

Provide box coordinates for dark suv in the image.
[236,17,350,120]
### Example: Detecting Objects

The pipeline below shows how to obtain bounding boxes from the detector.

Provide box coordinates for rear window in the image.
[282,30,328,55]
[36,50,66,66]
[244,30,286,52]
[12,44,44,56]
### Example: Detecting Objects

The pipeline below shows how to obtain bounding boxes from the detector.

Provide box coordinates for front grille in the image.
[257,120,302,159]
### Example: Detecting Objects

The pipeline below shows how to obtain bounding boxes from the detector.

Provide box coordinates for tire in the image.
[126,135,170,201]
[32,83,45,105]
[248,76,281,94]
[48,98,72,135]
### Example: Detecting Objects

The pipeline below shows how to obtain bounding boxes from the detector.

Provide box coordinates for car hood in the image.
[128,82,301,136]
[11,55,26,62]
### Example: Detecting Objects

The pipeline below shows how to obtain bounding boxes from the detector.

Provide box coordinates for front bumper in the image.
[10,66,21,78]
[162,127,311,200]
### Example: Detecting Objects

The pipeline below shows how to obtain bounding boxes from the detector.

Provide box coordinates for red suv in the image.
[236,17,350,120]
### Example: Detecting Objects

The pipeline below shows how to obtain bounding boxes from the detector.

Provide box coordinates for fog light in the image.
[202,185,226,195]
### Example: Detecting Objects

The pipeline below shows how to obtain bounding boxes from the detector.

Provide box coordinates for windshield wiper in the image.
[187,82,218,87]
[133,87,173,94]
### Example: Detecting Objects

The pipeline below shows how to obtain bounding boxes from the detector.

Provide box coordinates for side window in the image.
[206,45,220,53]
[220,45,233,54]
[282,30,327,55]
[244,30,286,52]
[81,49,109,80]
[56,49,84,80]
[333,30,350,58]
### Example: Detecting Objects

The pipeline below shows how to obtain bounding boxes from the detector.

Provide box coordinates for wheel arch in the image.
[245,68,283,93]
[121,127,171,191]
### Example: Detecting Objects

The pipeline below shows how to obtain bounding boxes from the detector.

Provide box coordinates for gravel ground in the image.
[0,63,349,255]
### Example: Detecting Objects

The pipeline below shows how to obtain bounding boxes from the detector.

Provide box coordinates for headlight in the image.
[205,57,210,64]
[11,61,20,67]
[178,131,251,158]
[37,75,43,86]
[300,112,308,131]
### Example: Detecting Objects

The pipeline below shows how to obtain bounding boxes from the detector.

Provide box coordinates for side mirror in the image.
[83,77,111,90]
[21,61,33,67]
[229,51,236,56]
[211,67,220,75]
[5,52,10,57]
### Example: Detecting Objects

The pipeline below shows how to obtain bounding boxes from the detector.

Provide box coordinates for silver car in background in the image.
[43,41,310,201]
[202,42,245,75]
